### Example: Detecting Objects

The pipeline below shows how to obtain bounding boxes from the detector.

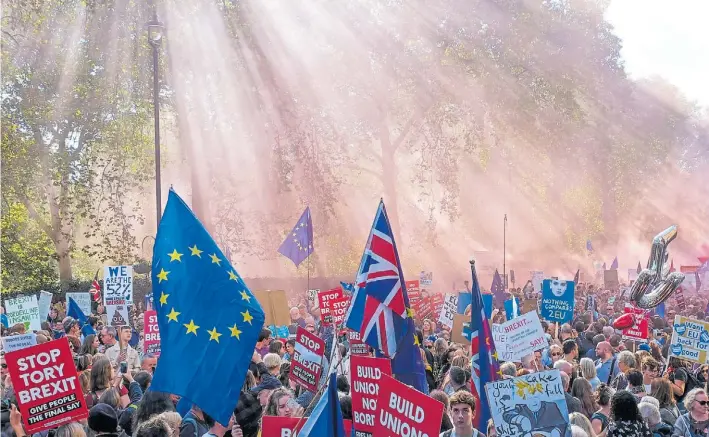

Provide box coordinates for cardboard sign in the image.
[351,356,393,437]
[329,297,350,328]
[103,265,134,306]
[143,310,161,356]
[2,334,38,353]
[5,338,89,433]
[253,290,291,326]
[348,330,369,355]
[486,369,569,437]
[65,293,91,316]
[622,304,649,341]
[318,288,344,326]
[106,305,130,327]
[38,291,53,320]
[492,311,547,362]
[438,294,458,329]
[260,416,303,436]
[374,373,444,437]
[540,279,575,324]
[6,295,41,331]
[451,314,472,345]
[603,269,619,289]
[522,298,538,314]
[669,315,709,364]
[290,327,325,392]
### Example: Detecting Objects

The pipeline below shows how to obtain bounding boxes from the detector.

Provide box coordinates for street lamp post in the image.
[147,14,164,228]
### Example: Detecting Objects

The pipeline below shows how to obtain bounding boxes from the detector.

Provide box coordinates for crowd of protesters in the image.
[1,278,709,437]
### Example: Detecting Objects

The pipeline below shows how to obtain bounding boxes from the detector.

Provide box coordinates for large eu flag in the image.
[278,207,314,267]
[151,190,265,424]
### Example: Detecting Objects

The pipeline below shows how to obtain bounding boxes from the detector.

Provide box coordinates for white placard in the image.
[5,295,41,331]
[438,294,458,329]
[1,333,37,353]
[66,292,92,316]
[103,265,133,306]
[531,270,544,292]
[492,311,547,362]
[38,291,53,320]
[419,271,433,287]
[107,305,130,327]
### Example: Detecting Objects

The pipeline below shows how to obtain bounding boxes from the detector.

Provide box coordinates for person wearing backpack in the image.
[180,405,214,437]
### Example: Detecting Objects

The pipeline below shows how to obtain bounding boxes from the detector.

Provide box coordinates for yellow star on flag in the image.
[228,270,238,281]
[168,249,183,262]
[241,310,254,325]
[406,308,415,318]
[156,268,170,283]
[167,308,180,322]
[184,320,200,335]
[414,335,420,346]
[209,253,221,266]
[492,351,499,360]
[207,327,222,343]
[189,245,202,257]
[240,290,251,302]
[229,324,242,340]
[159,292,169,305]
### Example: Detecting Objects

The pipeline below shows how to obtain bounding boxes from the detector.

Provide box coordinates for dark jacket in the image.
[565,393,583,414]
[250,373,282,395]
[651,421,672,437]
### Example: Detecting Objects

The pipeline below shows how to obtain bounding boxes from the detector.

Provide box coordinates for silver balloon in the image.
[630,225,685,309]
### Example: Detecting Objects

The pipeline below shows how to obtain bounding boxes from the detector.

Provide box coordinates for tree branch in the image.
[390,101,435,153]
[17,193,57,245]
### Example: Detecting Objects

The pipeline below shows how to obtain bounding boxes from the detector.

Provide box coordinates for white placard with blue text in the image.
[540,279,575,324]
[66,292,92,316]
[103,265,134,306]
[669,315,709,364]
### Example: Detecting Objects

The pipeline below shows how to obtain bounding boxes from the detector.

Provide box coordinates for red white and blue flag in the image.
[468,260,500,430]
[344,200,410,358]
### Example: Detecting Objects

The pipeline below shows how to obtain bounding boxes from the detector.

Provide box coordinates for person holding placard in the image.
[105,326,140,372]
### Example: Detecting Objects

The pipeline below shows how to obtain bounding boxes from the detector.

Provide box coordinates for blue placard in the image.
[541,279,575,323]
[504,298,520,320]
[482,294,494,319]
[457,292,472,314]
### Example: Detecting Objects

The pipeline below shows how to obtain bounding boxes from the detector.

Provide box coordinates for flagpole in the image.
[503,214,507,290]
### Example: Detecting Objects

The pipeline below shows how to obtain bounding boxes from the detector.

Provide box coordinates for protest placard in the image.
[65,293,91,316]
[486,369,570,437]
[451,314,472,345]
[348,330,369,355]
[103,265,133,306]
[622,304,649,341]
[329,296,350,328]
[318,288,344,326]
[438,294,458,329]
[2,334,37,353]
[260,416,303,436]
[457,291,471,314]
[143,310,161,356]
[5,338,89,433]
[6,295,41,331]
[38,291,53,320]
[531,271,544,292]
[253,290,291,326]
[522,298,538,314]
[540,279,575,324]
[603,269,619,289]
[669,315,709,364]
[290,327,325,392]
[504,297,520,320]
[374,373,444,437]
[106,305,130,327]
[307,288,319,307]
[492,311,547,362]
[351,356,393,437]
[419,271,433,287]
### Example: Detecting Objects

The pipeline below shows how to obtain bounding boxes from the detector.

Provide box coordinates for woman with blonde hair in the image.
[55,422,86,437]
[570,412,597,437]
[580,357,601,391]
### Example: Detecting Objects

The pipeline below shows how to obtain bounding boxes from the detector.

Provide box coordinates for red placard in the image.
[5,338,89,433]
[261,416,303,436]
[351,356,393,437]
[289,327,325,392]
[143,310,161,356]
[622,304,649,340]
[348,330,369,356]
[374,373,444,437]
[329,297,350,328]
[405,280,420,293]
[318,288,344,326]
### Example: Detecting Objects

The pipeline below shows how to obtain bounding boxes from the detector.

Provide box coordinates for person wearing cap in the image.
[88,403,121,437]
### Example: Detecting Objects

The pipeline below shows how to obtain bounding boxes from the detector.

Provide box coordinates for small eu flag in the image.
[278,207,314,267]
[151,190,265,424]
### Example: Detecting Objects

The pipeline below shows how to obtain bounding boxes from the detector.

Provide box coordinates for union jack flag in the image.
[344,200,410,357]
[468,260,500,430]
[90,269,102,303]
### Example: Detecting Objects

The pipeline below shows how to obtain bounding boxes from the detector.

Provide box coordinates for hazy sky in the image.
[606,0,709,108]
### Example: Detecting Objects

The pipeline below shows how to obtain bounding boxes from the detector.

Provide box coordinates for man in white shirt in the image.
[105,326,140,372]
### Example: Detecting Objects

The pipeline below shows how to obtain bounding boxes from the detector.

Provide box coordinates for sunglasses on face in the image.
[696,400,709,406]
[551,352,561,357]
[0,364,7,369]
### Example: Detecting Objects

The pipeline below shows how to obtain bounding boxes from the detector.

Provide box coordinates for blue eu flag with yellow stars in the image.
[151,189,265,424]
[278,207,314,267]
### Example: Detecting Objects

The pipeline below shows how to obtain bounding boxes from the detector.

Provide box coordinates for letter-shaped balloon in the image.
[630,225,685,309]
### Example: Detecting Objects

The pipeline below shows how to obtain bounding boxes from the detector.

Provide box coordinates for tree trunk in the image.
[57,243,73,284]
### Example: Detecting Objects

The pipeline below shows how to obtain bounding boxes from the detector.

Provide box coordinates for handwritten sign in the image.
[143,310,161,356]
[374,373,444,437]
[2,334,37,353]
[351,356,392,437]
[6,295,41,331]
[318,288,344,326]
[622,304,649,341]
[103,265,133,306]
[348,330,369,356]
[669,315,709,364]
[329,297,350,328]
[5,338,89,433]
[540,279,575,323]
[492,311,547,362]
[65,293,91,316]
[485,369,569,437]
[290,327,325,392]
[438,294,458,329]
[107,305,130,327]
[38,291,53,320]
